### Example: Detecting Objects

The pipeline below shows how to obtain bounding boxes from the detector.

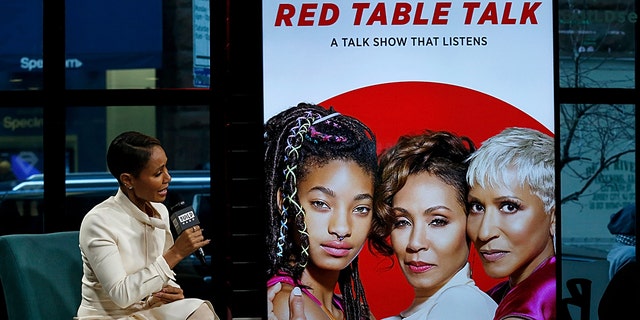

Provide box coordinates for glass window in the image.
[65,0,210,90]
[0,107,44,234]
[65,1,162,89]
[0,1,43,90]
[558,0,636,88]
[0,1,211,90]
[560,103,635,320]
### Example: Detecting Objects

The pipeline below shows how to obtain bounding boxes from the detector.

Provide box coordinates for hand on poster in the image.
[267,283,306,320]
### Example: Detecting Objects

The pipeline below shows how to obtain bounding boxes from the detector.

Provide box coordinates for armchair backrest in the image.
[0,231,81,320]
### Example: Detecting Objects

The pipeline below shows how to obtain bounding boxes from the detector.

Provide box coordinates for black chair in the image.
[560,278,591,320]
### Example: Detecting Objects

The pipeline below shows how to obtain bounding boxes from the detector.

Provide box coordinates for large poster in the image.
[263,1,554,317]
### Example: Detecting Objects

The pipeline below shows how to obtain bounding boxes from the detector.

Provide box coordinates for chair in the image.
[0,231,81,320]
[561,278,592,320]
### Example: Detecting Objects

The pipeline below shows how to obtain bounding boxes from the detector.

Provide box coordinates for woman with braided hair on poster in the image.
[264,103,378,319]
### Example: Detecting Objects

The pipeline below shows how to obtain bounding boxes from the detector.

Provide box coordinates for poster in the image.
[263,1,555,317]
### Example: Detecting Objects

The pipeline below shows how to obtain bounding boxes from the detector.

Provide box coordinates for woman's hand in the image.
[267,282,282,320]
[288,287,306,320]
[164,226,210,268]
[267,283,306,320]
[152,285,185,304]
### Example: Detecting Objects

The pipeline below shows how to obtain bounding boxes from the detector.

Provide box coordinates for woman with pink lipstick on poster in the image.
[264,103,378,319]
[370,130,497,320]
[465,127,556,320]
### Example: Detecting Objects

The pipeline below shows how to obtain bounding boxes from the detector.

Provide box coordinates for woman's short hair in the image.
[106,131,162,184]
[466,127,555,213]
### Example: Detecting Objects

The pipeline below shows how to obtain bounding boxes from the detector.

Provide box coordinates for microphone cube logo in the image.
[178,210,196,223]
[171,208,199,233]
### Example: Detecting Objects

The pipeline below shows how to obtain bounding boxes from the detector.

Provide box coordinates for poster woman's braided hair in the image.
[264,103,377,319]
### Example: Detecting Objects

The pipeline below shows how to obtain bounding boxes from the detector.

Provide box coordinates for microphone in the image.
[169,200,207,265]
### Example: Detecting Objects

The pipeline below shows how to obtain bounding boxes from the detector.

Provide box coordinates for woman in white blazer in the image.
[76,131,219,320]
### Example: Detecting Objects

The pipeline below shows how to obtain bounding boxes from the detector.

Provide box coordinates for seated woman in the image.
[77,131,219,319]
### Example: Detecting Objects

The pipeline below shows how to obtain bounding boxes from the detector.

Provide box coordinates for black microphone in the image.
[169,200,207,265]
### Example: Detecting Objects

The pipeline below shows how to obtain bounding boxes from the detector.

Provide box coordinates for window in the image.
[558,0,636,88]
[557,2,637,320]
